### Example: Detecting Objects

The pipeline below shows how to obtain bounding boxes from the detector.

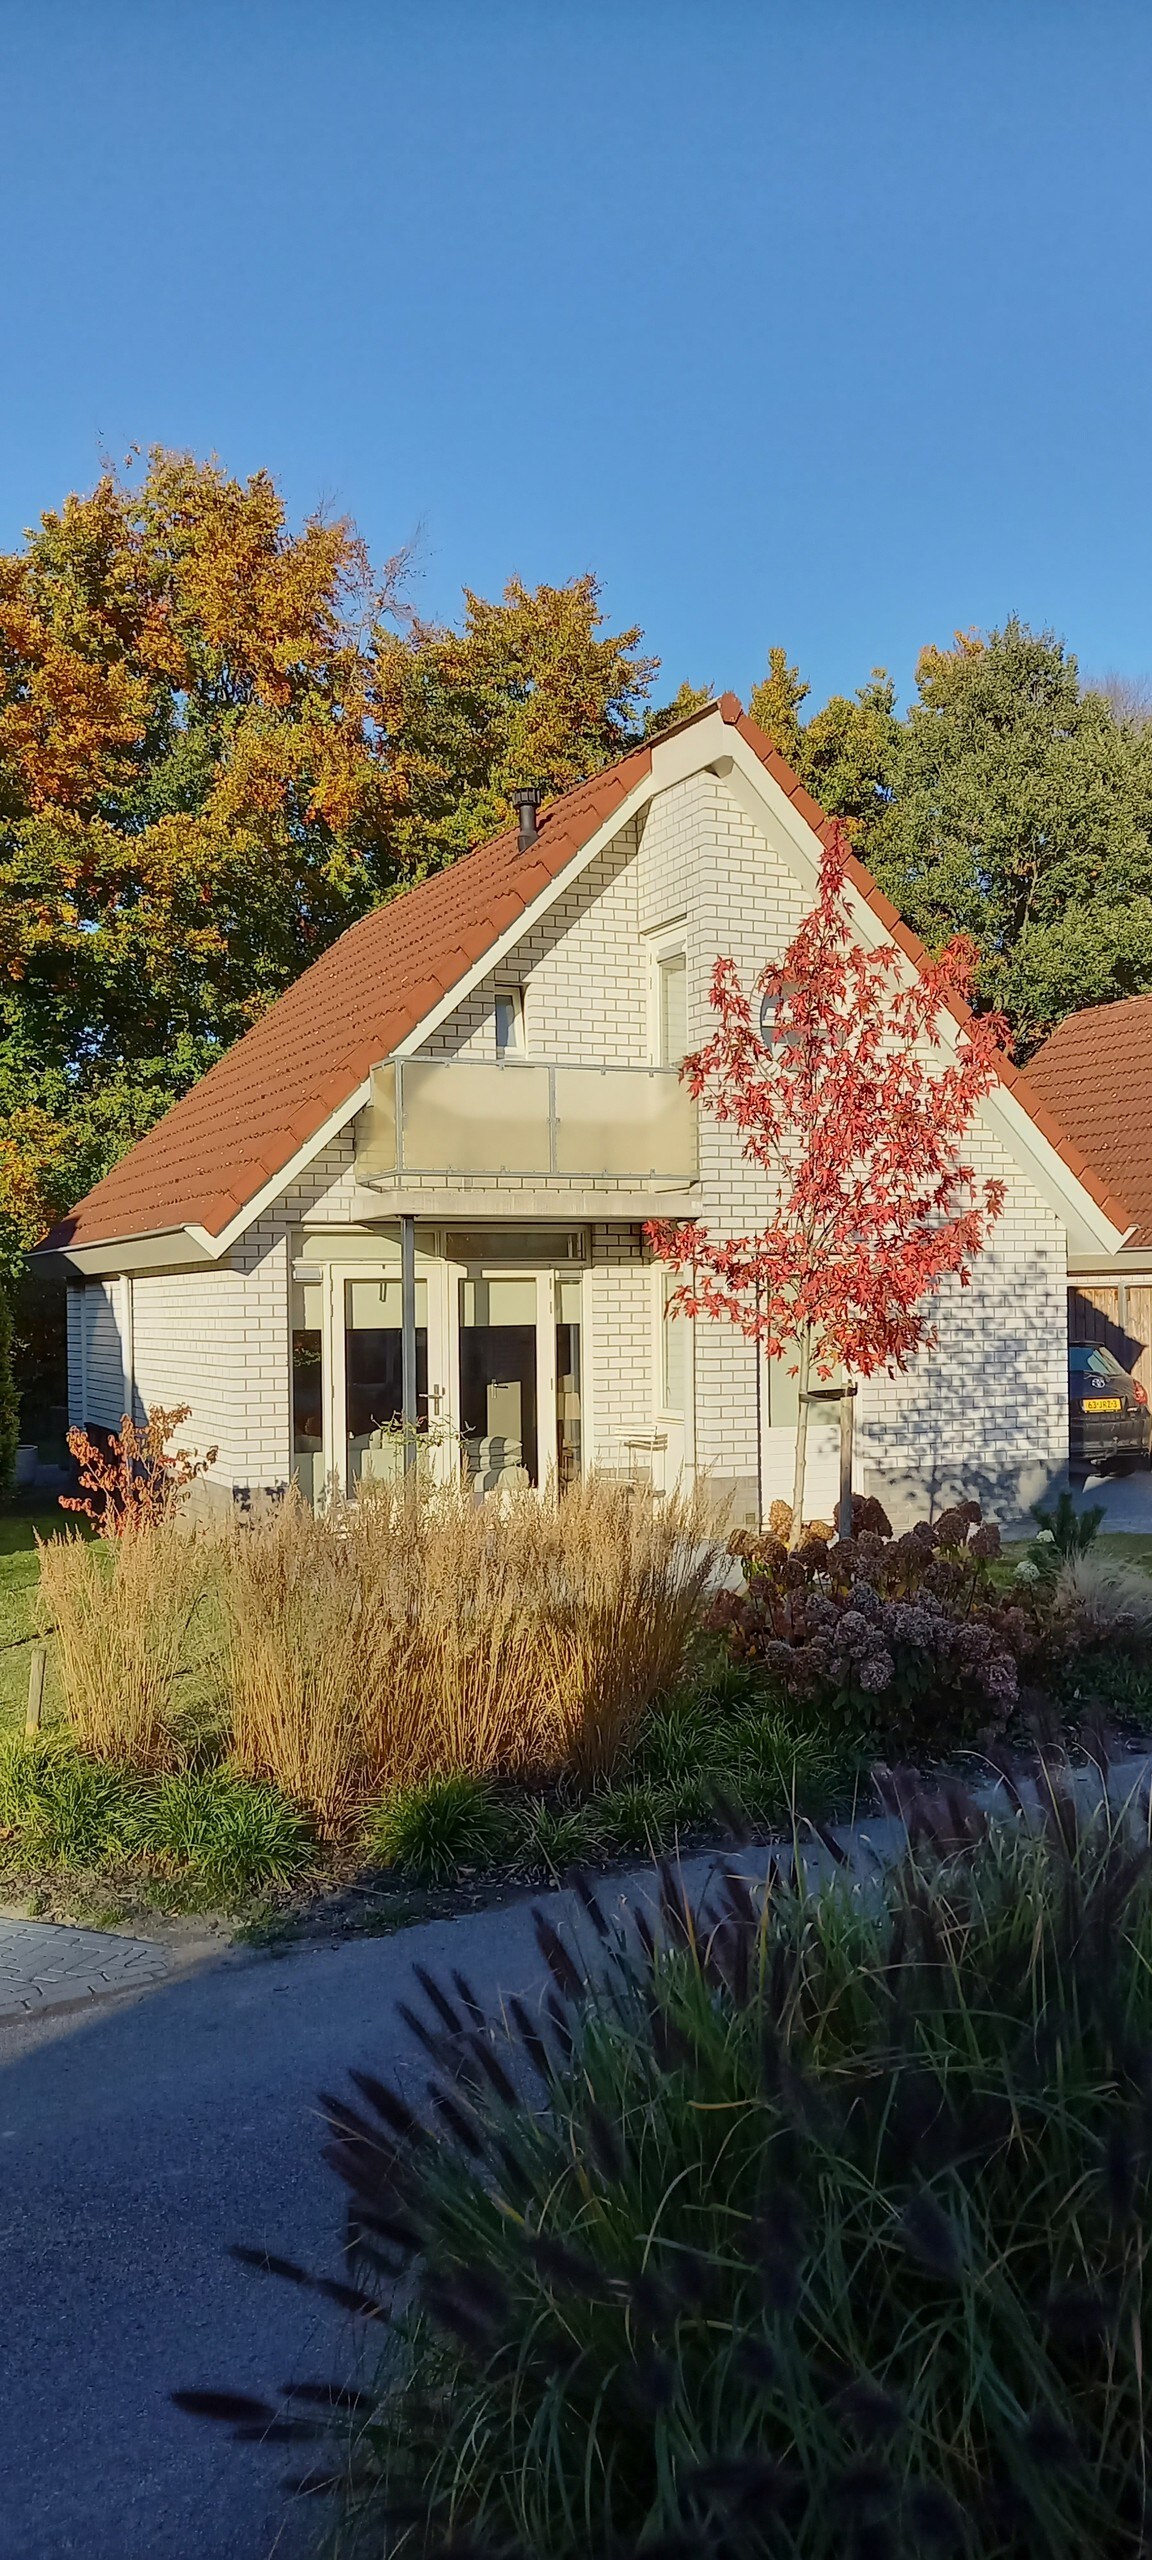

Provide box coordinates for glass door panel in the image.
[458,1275,538,1488]
[345,1276,428,1489]
[555,1273,582,1489]
[291,1278,325,1503]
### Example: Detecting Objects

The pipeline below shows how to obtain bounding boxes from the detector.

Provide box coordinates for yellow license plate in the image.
[1083,1396,1122,1412]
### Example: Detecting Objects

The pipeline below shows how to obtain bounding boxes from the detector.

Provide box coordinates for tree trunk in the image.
[789,1329,811,1547]
[837,1383,856,1541]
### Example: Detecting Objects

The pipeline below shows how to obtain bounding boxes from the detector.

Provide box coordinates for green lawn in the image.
[0,1509,231,1746]
[0,1511,78,1734]
[1001,1530,1152,1573]
[1095,1532,1152,1568]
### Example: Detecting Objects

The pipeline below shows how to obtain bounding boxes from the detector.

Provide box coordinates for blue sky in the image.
[1,1,1150,712]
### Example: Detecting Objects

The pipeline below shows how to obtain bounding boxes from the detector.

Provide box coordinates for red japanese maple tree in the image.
[646,826,1009,1541]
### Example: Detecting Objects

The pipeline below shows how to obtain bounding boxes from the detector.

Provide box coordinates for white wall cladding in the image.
[69,1280,127,1430]
[855,1122,1068,1524]
[587,1224,651,1471]
[66,1283,84,1429]
[68,765,1071,1526]
[129,1235,291,1500]
[421,825,646,1066]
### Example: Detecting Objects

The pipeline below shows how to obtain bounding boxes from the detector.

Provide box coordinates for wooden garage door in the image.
[1069,1285,1152,1396]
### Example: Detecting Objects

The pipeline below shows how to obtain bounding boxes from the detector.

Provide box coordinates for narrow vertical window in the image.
[660,1272,687,1416]
[345,1276,428,1488]
[494,987,524,1055]
[291,1279,324,1502]
[658,954,687,1067]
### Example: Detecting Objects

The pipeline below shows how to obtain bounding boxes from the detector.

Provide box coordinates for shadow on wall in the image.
[859,1246,1069,1534]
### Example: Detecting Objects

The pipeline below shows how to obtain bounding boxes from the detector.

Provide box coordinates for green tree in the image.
[750,647,900,843]
[752,621,1152,1051]
[0,460,673,1277]
[749,644,809,768]
[870,621,1152,1046]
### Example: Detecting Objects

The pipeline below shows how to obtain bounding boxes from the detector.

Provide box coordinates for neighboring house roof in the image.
[1028,991,1152,1251]
[42,694,1130,1254]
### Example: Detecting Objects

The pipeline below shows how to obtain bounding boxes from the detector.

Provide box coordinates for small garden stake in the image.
[25,1644,46,1735]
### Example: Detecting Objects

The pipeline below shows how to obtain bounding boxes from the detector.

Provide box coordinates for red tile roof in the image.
[1027,992,1152,1251]
[42,750,653,1250]
[43,698,1129,1252]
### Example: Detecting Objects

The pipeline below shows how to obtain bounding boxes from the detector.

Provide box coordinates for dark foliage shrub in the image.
[716,1505,1028,1746]
[186,1766,1152,2558]
[0,1286,19,1509]
[1031,1486,1105,1570]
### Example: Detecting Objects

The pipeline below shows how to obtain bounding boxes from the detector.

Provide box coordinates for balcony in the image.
[353,1059,697,1199]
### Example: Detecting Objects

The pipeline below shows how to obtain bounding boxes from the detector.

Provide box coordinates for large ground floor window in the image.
[294,1229,589,1499]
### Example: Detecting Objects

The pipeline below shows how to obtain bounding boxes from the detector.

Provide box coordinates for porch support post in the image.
[400,1214,418,1476]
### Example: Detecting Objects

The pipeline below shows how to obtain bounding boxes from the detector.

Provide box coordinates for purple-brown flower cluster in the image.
[714,1504,1028,1746]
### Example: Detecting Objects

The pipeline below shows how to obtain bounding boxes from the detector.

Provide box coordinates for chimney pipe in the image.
[511,786,542,852]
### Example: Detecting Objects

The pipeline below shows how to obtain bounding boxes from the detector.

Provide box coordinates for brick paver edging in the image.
[0,1919,169,2019]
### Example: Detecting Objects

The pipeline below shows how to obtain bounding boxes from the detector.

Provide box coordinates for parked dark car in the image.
[1069,1342,1151,1477]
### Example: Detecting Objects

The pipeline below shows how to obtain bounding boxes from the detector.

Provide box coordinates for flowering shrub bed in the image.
[711,1502,1029,1746]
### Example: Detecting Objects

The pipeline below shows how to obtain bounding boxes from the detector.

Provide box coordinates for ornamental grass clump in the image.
[217,1477,717,1823]
[1050,1552,1152,1656]
[35,1521,209,1772]
[370,1773,514,1885]
[348,1472,720,1795]
[188,1766,1152,2558]
[220,1493,371,1828]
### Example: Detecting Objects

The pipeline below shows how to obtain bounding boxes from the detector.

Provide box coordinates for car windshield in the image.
[1070,1344,1128,1379]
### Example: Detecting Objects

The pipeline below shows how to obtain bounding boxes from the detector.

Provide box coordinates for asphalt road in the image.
[0,1896,578,2560]
[3,1748,1144,2560]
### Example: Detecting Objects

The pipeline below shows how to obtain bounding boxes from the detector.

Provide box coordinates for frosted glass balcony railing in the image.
[354,1060,697,1183]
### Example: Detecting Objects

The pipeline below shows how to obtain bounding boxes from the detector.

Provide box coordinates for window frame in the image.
[493,984,526,1057]
[650,936,688,1069]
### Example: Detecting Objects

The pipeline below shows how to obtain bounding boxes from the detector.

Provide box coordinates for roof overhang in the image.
[46,1225,222,1278]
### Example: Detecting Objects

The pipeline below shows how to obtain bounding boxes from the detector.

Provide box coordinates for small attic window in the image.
[657,954,687,1067]
[494,987,524,1055]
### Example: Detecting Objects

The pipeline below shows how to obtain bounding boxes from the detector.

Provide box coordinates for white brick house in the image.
[41,697,1131,1530]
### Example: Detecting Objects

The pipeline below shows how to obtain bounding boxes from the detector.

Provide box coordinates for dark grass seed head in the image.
[898,2193,964,2279]
[532,1911,585,2001]
[905,2479,966,2552]
[585,2104,625,2183]
[527,2233,604,2297]
[831,2376,905,2441]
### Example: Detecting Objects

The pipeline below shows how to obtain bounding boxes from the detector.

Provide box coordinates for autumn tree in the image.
[0,454,676,1315]
[0,452,390,1214]
[371,574,659,876]
[646,828,1007,1540]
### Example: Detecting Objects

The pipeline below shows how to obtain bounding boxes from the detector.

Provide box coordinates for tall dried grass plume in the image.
[36,1523,208,1772]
